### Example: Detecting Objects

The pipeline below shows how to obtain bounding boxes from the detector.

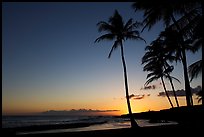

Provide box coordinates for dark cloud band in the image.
[158,86,202,97]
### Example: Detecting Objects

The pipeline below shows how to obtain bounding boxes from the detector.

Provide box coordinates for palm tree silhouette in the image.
[142,39,180,107]
[144,61,174,108]
[132,0,201,106]
[158,27,199,106]
[188,60,203,105]
[152,39,180,107]
[95,10,145,128]
[188,60,202,82]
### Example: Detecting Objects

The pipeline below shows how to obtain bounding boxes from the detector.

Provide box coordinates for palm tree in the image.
[159,46,181,107]
[143,61,174,108]
[158,27,198,106]
[132,0,202,106]
[188,60,203,106]
[95,10,145,128]
[187,7,202,82]
[132,0,201,32]
[142,39,180,107]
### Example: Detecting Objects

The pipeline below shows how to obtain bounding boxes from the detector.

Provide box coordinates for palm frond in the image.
[141,12,162,32]
[95,34,115,43]
[188,60,202,81]
[97,21,115,33]
[191,38,202,52]
[171,76,181,84]
[143,62,160,72]
[95,9,145,60]
[108,40,120,58]
[109,10,124,30]
[163,74,181,84]
[146,72,159,79]
[125,34,146,43]
[163,11,172,27]
[125,21,143,32]
[124,18,133,30]
[144,76,159,86]
[169,7,201,39]
[126,30,140,36]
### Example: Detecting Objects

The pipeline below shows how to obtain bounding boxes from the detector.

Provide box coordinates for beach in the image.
[2,105,203,136]
[2,117,203,137]
[2,124,202,137]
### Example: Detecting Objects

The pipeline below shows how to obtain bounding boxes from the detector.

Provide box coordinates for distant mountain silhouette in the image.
[40,109,120,116]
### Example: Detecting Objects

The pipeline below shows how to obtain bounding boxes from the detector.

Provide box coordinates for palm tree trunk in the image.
[200,0,203,108]
[163,65,180,107]
[181,50,194,106]
[202,89,204,107]
[168,75,180,107]
[120,42,139,128]
[170,14,193,106]
[161,76,174,108]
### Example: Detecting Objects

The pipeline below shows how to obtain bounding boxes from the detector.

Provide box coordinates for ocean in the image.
[2,115,178,135]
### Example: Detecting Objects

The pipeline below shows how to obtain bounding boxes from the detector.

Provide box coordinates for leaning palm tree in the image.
[142,40,181,107]
[95,10,145,128]
[132,0,202,106]
[143,61,174,108]
[158,27,196,105]
[156,40,181,108]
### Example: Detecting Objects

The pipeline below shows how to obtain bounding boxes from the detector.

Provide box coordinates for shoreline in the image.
[2,105,203,136]
[2,121,108,135]
[4,121,108,131]
[2,119,180,135]
[2,124,202,137]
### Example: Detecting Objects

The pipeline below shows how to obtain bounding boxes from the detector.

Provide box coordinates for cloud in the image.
[129,94,135,99]
[147,94,151,96]
[127,94,148,100]
[133,94,145,100]
[41,109,120,116]
[141,85,156,90]
[158,85,202,97]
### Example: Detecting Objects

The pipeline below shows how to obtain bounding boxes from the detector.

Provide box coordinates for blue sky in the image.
[2,2,202,115]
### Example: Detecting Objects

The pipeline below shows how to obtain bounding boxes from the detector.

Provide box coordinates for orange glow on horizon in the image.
[3,94,201,116]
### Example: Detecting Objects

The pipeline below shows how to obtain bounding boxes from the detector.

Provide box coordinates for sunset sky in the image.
[2,2,202,116]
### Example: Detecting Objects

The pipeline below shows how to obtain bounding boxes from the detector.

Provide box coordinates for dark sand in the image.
[2,124,202,137]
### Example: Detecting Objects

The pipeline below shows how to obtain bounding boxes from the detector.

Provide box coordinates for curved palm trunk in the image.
[170,14,193,106]
[163,66,180,107]
[168,76,180,107]
[120,42,139,128]
[161,76,174,108]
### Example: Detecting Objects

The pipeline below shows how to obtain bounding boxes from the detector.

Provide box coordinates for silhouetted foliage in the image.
[133,0,202,107]
[95,10,145,128]
[142,39,180,107]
